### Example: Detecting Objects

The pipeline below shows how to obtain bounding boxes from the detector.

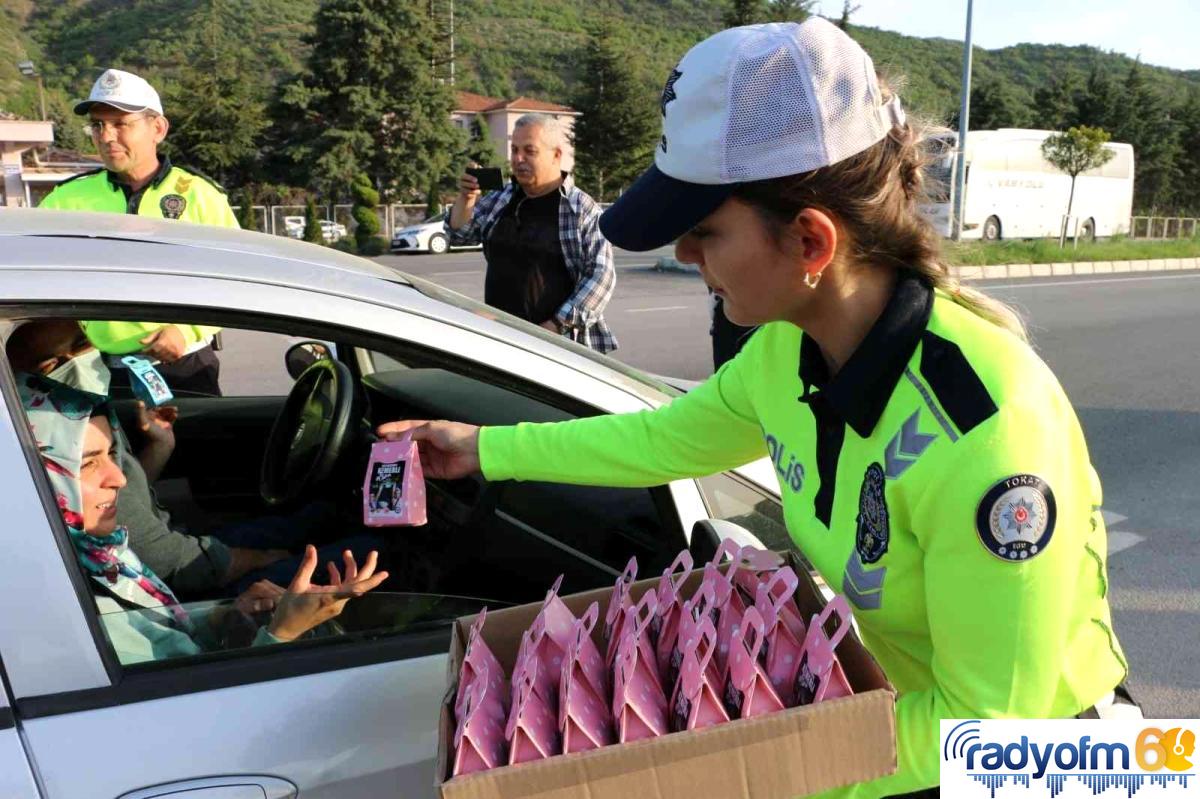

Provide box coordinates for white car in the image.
[391,211,481,255]
[0,210,787,799]
[282,215,348,243]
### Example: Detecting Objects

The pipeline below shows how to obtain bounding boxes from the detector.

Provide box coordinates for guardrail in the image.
[230,203,441,239]
[1130,216,1200,239]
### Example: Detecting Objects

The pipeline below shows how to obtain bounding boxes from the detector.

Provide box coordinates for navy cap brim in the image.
[599,163,733,252]
[73,99,151,116]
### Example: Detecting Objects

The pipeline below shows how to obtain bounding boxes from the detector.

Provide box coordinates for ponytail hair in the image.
[731,77,1027,342]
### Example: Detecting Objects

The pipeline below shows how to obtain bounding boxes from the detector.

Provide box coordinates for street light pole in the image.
[951,0,974,241]
[16,60,46,121]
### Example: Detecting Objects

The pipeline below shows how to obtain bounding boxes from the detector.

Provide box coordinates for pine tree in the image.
[1112,59,1182,212]
[766,0,816,23]
[161,0,267,189]
[967,78,1030,130]
[1032,75,1079,131]
[1072,64,1120,131]
[723,0,766,27]
[571,19,658,202]
[1173,90,1200,214]
[275,0,464,203]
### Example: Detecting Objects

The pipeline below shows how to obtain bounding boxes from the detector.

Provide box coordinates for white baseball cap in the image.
[74,69,164,116]
[600,18,906,251]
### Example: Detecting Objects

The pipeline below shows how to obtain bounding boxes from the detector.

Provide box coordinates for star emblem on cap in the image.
[661,68,682,117]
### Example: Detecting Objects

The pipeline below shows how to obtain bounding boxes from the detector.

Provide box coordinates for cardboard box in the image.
[436,554,896,799]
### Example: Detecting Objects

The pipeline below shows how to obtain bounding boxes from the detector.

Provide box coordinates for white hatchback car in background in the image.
[282,215,348,243]
[0,210,788,799]
[391,210,482,255]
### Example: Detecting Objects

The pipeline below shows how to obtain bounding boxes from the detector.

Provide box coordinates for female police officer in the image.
[380,19,1131,797]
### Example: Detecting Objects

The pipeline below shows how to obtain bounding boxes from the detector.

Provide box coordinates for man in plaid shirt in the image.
[447,114,617,353]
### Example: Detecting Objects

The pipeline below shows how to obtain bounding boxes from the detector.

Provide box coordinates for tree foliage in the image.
[722,0,765,27]
[303,196,325,244]
[1042,126,1116,220]
[159,0,268,188]
[571,18,659,202]
[273,0,463,202]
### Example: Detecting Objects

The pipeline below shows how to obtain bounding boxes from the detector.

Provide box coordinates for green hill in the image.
[2,1,1197,210]
[5,0,1197,123]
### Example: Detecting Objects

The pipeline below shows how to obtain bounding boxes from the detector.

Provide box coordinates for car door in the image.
[0,259,717,798]
[0,674,40,799]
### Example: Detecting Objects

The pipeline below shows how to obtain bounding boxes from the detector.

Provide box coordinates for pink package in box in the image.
[558,603,615,754]
[652,550,693,676]
[722,605,786,720]
[506,654,560,765]
[454,609,509,726]
[452,662,508,777]
[753,567,808,704]
[668,616,729,733]
[665,581,720,693]
[362,436,427,527]
[793,595,855,706]
[603,557,638,669]
[612,589,668,743]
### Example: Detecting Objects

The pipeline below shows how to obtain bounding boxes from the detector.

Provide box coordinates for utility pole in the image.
[951,0,973,241]
[17,61,46,121]
[449,0,455,86]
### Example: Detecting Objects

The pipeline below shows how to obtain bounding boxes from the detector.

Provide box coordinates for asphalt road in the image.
[369,251,1200,718]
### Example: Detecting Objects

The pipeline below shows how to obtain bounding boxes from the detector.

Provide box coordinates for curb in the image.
[654,256,1200,278]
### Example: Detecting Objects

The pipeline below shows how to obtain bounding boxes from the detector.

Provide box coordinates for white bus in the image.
[921,128,1135,241]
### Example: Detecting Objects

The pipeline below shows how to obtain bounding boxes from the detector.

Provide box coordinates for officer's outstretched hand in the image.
[140,324,188,363]
[376,420,481,480]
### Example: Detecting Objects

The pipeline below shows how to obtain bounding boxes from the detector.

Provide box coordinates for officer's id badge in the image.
[976,474,1057,561]
[160,194,187,219]
[855,462,890,564]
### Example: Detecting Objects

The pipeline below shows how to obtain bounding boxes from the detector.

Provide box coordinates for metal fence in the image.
[1129,216,1200,240]
[232,203,438,240]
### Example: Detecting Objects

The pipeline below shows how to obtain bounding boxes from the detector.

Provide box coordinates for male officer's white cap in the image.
[74,69,164,116]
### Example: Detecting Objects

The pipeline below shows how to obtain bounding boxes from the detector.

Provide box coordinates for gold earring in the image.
[803,270,823,290]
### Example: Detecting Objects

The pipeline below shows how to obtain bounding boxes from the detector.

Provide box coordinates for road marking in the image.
[1101,511,1145,557]
[626,305,690,313]
[995,273,1200,290]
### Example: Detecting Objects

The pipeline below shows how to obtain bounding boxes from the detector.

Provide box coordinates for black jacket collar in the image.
[798,273,933,438]
[106,155,173,193]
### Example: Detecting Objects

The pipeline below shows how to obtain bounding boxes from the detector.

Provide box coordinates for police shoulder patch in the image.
[159,194,187,219]
[855,462,890,564]
[975,474,1056,562]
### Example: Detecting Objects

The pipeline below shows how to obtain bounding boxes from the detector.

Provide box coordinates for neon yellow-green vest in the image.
[477,275,1126,798]
[40,158,236,354]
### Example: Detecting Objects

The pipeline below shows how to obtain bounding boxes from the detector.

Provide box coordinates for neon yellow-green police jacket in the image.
[478,274,1127,797]
[40,157,236,353]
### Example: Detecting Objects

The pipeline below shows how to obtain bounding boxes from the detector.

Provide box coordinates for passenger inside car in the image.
[6,319,388,598]
[16,371,387,664]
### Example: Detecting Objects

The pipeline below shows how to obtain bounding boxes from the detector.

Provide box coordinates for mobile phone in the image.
[121,355,174,407]
[466,166,504,192]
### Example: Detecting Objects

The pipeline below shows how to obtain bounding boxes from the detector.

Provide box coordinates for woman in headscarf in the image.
[18,372,388,664]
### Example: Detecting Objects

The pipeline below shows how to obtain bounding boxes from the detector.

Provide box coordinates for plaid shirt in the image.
[446,174,618,353]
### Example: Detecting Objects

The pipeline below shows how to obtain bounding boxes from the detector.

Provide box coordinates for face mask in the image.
[46,348,111,398]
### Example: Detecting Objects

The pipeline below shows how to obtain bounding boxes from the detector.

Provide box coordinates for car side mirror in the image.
[284,341,332,380]
[689,518,767,563]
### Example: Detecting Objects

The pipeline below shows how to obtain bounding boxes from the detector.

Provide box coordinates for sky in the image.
[812,0,1200,72]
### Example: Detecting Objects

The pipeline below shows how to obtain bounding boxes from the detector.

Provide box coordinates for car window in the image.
[97,593,494,668]
[697,472,791,552]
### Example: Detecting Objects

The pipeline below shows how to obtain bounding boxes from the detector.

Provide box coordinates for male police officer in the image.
[41,68,236,396]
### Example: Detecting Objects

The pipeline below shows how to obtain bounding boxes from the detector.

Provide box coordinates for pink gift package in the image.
[362,435,426,527]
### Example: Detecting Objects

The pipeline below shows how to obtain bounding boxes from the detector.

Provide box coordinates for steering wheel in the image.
[260,357,359,507]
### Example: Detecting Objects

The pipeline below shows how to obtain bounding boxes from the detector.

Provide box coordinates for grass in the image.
[944,236,1200,266]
